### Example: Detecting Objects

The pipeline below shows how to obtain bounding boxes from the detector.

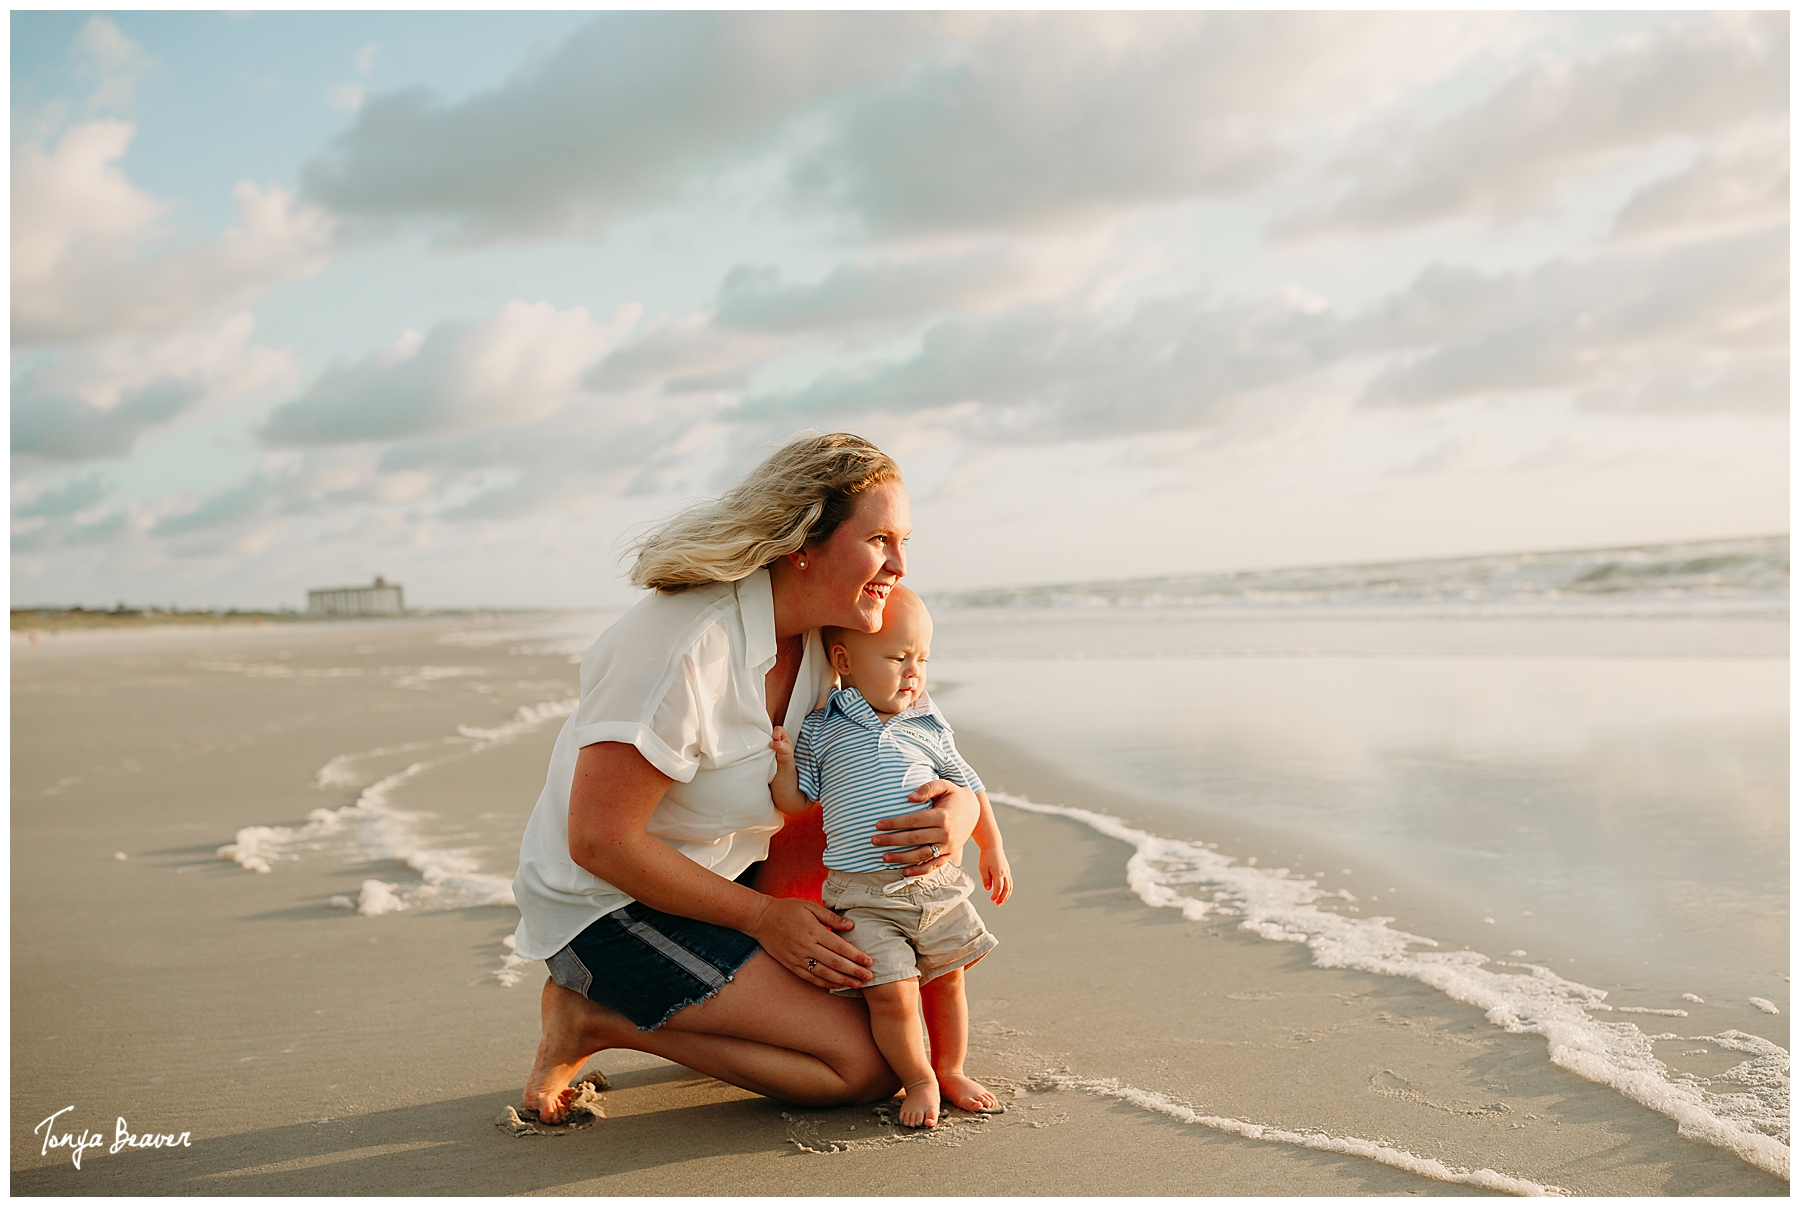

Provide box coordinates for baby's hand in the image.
[979,846,1013,906]
[769,726,794,763]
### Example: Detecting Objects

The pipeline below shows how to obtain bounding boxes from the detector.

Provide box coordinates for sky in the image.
[10,11,1789,610]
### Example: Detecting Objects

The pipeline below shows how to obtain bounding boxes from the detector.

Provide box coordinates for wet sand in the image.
[10,618,1785,1194]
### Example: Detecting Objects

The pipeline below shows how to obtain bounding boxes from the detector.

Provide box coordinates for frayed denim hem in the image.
[638,943,762,1032]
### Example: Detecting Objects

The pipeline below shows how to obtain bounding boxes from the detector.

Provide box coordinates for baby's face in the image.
[832,602,931,717]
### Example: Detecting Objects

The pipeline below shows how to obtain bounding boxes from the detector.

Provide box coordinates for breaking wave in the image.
[935,536,1787,619]
[993,792,1790,1180]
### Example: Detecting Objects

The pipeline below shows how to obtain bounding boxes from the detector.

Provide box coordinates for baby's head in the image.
[824,585,932,717]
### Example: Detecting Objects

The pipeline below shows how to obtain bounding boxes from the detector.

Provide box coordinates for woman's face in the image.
[806,480,911,632]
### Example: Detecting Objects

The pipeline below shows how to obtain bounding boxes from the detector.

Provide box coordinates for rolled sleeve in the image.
[569,621,721,784]
[570,720,697,783]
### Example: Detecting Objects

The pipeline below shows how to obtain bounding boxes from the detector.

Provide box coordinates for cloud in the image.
[11,310,301,462]
[740,213,1783,445]
[1390,435,1489,477]
[714,237,1107,334]
[370,389,721,520]
[587,237,1108,393]
[584,312,780,395]
[11,121,160,282]
[298,13,1504,245]
[61,510,130,547]
[130,456,419,556]
[789,13,1500,237]
[324,83,365,112]
[72,16,151,114]
[325,45,378,113]
[134,385,717,549]
[13,475,108,519]
[1283,13,1787,236]
[744,289,1349,443]
[1358,226,1787,413]
[12,376,204,460]
[1611,123,1789,244]
[260,300,641,446]
[12,121,336,344]
[151,474,278,537]
[300,12,947,243]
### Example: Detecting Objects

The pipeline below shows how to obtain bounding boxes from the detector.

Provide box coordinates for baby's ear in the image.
[828,642,854,677]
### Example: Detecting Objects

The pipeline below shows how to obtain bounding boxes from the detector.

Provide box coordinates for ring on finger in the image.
[806,957,818,971]
[928,843,940,858]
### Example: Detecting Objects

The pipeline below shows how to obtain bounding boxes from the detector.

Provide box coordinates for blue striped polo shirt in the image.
[794,687,986,873]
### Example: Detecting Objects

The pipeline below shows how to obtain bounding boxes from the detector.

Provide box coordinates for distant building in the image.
[307,576,404,616]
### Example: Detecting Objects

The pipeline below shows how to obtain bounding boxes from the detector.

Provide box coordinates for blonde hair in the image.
[628,432,901,592]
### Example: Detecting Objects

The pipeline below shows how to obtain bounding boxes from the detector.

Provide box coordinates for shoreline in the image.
[10,607,565,634]
[955,727,1788,1192]
[10,616,1785,1194]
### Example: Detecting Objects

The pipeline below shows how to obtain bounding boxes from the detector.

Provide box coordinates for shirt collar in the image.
[828,686,946,731]
[736,567,777,675]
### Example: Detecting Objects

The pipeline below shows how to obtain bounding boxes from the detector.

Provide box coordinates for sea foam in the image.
[994,792,1790,1180]
[194,661,484,687]
[1031,1074,1567,1196]
[313,741,441,791]
[217,761,515,911]
[457,699,576,749]
[218,697,577,918]
[936,535,1787,620]
[494,934,534,987]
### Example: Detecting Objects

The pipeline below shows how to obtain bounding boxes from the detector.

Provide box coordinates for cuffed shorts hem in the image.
[833,930,1000,997]
[821,864,997,998]
[546,897,762,1032]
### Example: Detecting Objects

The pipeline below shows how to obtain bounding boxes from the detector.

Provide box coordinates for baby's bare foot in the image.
[896,1078,941,1128]
[937,1070,999,1113]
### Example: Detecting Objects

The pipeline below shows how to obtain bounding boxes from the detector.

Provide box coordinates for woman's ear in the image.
[788,546,810,571]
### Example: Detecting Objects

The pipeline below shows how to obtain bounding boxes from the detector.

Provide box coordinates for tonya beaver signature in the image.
[34,1106,192,1169]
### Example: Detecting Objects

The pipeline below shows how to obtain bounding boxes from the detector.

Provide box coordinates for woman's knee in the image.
[819,1007,902,1102]
[842,1056,903,1104]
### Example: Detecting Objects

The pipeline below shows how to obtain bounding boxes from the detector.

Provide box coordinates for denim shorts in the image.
[545,867,763,1032]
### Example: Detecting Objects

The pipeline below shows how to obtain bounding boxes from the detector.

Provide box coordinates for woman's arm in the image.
[567,741,872,988]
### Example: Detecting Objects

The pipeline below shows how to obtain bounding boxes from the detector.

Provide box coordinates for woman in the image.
[515,432,981,1123]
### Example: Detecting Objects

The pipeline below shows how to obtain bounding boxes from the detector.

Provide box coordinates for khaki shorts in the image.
[822,862,998,995]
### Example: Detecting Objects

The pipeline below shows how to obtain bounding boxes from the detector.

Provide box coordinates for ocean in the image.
[927,534,1789,1177]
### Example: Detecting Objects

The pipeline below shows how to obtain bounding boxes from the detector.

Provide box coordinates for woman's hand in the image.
[745,895,874,990]
[872,780,979,876]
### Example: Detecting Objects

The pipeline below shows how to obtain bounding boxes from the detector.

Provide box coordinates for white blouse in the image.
[511,568,836,960]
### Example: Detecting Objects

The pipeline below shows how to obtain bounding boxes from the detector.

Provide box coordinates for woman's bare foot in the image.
[523,977,628,1123]
[936,1069,999,1113]
[896,1076,941,1128]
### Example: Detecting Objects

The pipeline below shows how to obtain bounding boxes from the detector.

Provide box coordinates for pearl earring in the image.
[798,559,807,568]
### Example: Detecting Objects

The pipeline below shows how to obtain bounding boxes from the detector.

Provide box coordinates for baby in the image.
[770,585,1013,1128]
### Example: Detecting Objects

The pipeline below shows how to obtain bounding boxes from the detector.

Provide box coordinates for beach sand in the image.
[11,618,1785,1195]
